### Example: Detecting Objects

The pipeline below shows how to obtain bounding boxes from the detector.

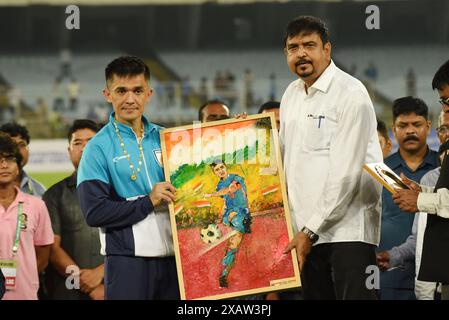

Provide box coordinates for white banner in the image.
[27,139,72,172]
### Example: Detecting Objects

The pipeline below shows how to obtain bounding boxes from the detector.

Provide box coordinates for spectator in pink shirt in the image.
[0,133,53,300]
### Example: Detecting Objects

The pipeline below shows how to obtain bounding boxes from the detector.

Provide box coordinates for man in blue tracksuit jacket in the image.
[77,56,179,300]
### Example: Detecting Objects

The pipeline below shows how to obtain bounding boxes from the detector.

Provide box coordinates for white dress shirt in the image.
[279,60,383,245]
[386,168,440,299]
[418,185,449,219]
[414,168,444,299]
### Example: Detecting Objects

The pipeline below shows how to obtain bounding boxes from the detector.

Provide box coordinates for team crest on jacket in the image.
[153,149,163,167]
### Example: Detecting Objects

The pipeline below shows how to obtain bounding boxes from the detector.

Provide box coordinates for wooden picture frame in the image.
[364,162,410,194]
[160,113,300,300]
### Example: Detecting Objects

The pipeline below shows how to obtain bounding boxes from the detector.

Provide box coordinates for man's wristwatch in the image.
[301,227,319,244]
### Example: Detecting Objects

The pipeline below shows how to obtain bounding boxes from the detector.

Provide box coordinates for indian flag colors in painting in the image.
[174,204,184,215]
[193,182,203,193]
[160,114,300,300]
[192,200,211,208]
[261,185,279,196]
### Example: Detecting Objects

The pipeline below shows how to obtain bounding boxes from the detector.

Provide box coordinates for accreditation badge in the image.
[0,259,18,290]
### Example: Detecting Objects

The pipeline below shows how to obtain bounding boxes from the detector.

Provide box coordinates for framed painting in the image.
[160,113,300,300]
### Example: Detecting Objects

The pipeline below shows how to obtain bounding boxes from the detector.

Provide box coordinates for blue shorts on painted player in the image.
[222,207,252,234]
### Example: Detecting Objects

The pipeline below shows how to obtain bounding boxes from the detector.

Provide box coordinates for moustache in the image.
[295,59,312,67]
[404,135,420,143]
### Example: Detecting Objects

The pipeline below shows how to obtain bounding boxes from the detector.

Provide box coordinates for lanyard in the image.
[12,202,23,255]
[27,182,34,195]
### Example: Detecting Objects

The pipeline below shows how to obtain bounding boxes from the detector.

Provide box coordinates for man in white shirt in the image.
[393,59,449,299]
[377,111,448,300]
[282,16,383,300]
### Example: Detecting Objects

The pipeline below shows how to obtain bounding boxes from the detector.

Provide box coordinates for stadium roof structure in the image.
[0,0,398,6]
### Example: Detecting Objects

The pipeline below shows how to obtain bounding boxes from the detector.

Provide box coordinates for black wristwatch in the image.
[301,226,319,244]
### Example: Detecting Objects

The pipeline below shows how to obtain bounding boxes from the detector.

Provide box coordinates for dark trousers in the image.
[379,288,415,300]
[0,269,5,299]
[442,284,449,300]
[301,242,378,300]
[105,255,180,300]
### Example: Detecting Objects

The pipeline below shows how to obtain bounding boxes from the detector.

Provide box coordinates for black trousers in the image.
[442,284,449,300]
[301,242,378,300]
[0,268,5,299]
[105,255,180,300]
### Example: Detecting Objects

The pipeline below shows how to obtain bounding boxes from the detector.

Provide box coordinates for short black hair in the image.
[284,16,330,47]
[258,101,280,114]
[105,56,150,84]
[0,132,23,170]
[392,96,429,123]
[210,159,224,169]
[0,122,30,144]
[67,119,99,143]
[377,119,390,141]
[432,60,449,90]
[198,99,229,122]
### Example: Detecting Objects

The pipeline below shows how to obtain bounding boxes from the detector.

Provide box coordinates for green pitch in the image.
[28,172,72,189]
